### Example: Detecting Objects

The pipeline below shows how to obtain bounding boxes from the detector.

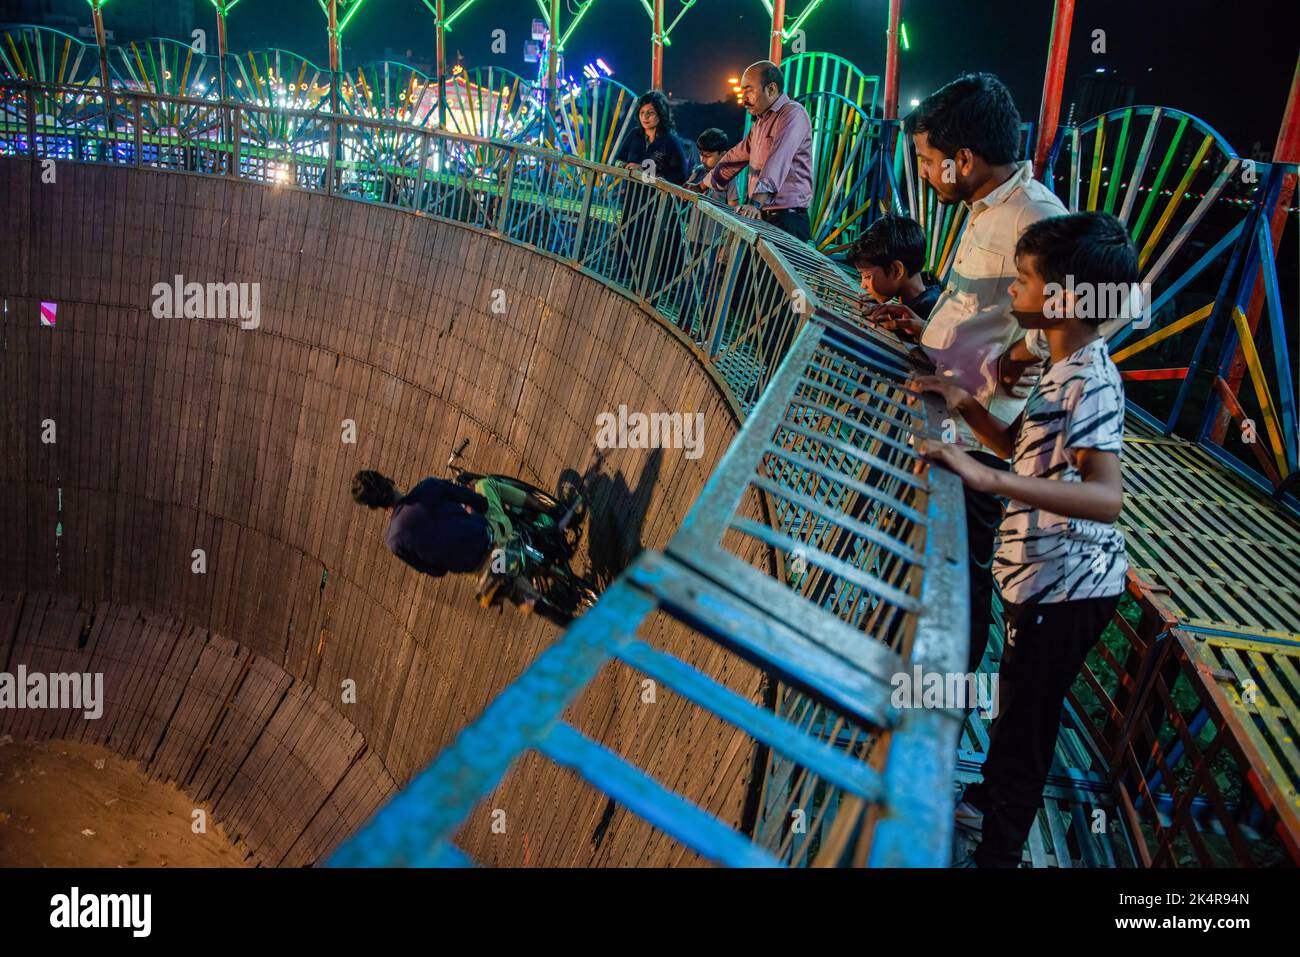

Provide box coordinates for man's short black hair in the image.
[904,73,1021,165]
[747,61,784,95]
[696,127,729,153]
[848,214,927,276]
[352,469,398,509]
[1016,212,1140,325]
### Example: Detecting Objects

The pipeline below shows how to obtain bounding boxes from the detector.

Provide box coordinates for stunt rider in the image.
[350,469,557,617]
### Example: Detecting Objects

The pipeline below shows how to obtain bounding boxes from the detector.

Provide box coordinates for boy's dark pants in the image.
[970,593,1120,867]
[964,451,1011,673]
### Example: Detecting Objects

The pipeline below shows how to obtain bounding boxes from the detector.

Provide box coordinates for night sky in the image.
[38,0,1300,150]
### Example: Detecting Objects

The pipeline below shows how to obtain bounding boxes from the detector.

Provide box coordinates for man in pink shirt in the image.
[693,61,814,242]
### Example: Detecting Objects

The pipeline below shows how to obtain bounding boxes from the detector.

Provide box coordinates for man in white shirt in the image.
[871,73,1067,677]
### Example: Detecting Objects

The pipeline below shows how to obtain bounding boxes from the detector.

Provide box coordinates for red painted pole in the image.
[1033,0,1075,176]
[652,0,664,90]
[328,0,340,115]
[769,0,785,65]
[883,0,901,120]
[216,6,229,105]
[1210,52,1300,445]
[546,0,559,109]
[92,1,112,134]
[1276,54,1300,162]
[436,0,446,127]
[217,3,231,171]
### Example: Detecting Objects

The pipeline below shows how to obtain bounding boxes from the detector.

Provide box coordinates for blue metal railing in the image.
[330,314,968,867]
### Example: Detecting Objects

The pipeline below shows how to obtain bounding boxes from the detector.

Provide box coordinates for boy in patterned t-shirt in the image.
[915,212,1134,867]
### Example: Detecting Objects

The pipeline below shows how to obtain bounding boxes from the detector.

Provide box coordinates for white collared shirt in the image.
[920,161,1067,452]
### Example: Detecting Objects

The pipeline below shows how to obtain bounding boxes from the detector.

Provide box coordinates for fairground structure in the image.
[1,0,1297,867]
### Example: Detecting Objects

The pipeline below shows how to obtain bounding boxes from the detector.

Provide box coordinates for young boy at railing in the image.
[914,211,1134,867]
[685,128,741,208]
[680,129,740,336]
[849,213,943,323]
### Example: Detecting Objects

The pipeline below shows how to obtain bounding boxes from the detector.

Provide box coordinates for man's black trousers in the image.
[964,451,1010,673]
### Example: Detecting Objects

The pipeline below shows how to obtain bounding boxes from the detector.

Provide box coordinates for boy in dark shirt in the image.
[848,213,942,331]
[685,128,741,207]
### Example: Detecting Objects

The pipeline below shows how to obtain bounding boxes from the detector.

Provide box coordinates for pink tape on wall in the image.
[40,301,57,326]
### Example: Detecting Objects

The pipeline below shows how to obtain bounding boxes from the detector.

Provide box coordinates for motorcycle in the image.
[446,438,603,625]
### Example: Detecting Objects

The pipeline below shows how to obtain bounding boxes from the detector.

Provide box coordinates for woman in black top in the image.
[612,91,689,290]
[615,90,688,185]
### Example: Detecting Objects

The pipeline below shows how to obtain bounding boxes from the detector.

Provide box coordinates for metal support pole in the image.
[328,0,340,116]
[229,105,241,179]
[216,6,229,105]
[436,0,446,129]
[652,0,664,90]
[326,0,341,194]
[546,0,560,111]
[25,84,37,156]
[92,1,113,149]
[216,4,231,172]
[883,0,902,120]
[572,169,597,260]
[769,0,786,65]
[133,95,141,165]
[415,131,431,209]
[496,150,516,232]
[1034,0,1074,176]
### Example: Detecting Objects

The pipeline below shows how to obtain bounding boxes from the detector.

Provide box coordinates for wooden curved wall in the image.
[0,158,759,865]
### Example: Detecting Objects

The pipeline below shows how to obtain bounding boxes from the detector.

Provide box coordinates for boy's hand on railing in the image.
[912,374,973,413]
[918,440,995,493]
[868,302,923,339]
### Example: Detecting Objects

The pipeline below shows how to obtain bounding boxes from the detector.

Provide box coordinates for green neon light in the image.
[639,0,694,40]
[444,0,481,29]
[560,0,596,47]
[338,0,367,33]
[784,0,825,38]
[314,0,366,33]
[665,0,696,35]
[206,0,243,12]
[900,22,910,50]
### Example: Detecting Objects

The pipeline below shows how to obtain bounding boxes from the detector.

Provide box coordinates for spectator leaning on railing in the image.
[615,89,689,186]
[869,73,1068,680]
[690,60,814,243]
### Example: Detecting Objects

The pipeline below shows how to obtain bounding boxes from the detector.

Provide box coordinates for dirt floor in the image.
[0,737,249,867]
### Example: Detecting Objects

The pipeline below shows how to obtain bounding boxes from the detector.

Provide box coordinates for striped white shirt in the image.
[994,337,1128,605]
